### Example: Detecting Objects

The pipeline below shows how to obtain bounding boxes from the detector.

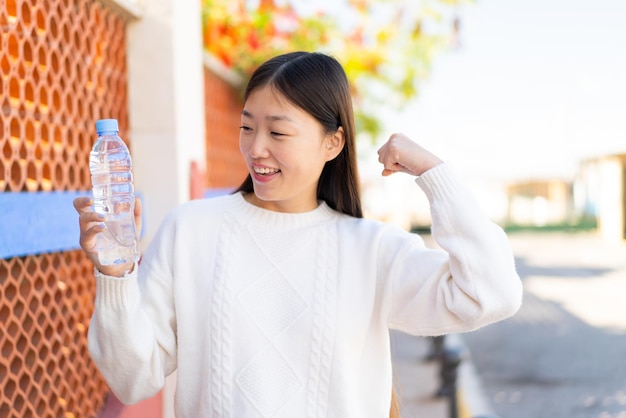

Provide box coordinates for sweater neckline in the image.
[231,191,337,228]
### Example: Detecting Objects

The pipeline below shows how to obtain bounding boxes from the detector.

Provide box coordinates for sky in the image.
[288,0,626,183]
[392,0,626,182]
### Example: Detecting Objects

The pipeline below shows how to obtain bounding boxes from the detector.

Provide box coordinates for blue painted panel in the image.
[0,191,92,259]
[203,188,233,199]
[0,189,228,259]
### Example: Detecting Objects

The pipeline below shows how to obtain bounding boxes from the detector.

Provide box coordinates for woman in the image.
[75,51,522,417]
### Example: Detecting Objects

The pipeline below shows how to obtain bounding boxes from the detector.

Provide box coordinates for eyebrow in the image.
[241,109,295,123]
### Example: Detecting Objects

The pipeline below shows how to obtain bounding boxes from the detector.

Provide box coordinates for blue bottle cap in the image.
[95,119,119,134]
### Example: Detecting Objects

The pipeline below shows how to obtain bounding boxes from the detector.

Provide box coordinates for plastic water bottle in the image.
[89,119,139,266]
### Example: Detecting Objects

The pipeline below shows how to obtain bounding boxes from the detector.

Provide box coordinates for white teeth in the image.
[254,167,279,175]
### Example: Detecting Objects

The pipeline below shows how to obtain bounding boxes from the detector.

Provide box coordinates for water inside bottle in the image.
[96,211,138,265]
[105,213,136,247]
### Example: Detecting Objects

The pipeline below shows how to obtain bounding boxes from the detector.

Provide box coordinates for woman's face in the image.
[239,85,343,213]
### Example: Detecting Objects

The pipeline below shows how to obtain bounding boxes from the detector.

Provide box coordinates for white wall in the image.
[597,158,624,243]
[126,0,206,245]
[121,0,206,417]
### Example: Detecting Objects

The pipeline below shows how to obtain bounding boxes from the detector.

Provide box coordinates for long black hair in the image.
[234,51,363,218]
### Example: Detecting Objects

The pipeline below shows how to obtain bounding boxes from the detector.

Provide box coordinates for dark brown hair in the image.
[234,51,363,218]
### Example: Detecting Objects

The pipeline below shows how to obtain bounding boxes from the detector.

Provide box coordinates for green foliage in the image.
[202,0,466,138]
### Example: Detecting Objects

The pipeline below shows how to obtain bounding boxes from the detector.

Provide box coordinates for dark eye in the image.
[270,131,285,137]
[240,125,252,132]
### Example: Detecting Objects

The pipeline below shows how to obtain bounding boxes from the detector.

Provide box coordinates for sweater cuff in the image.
[414,162,465,203]
[94,264,141,310]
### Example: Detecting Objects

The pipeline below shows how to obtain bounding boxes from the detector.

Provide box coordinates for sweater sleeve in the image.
[386,162,523,336]
[87,214,178,405]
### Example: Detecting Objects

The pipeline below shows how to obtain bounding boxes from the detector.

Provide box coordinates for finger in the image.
[73,196,94,214]
[79,223,105,253]
[134,197,143,236]
[377,144,389,163]
[381,163,403,175]
[79,211,105,227]
[134,197,142,216]
[382,160,412,176]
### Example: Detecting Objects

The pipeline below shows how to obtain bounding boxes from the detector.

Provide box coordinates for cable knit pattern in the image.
[86,163,522,418]
[306,222,338,417]
[210,214,236,417]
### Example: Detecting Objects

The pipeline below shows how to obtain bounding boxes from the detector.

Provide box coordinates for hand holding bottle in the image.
[74,119,141,277]
[89,119,140,264]
[73,196,142,277]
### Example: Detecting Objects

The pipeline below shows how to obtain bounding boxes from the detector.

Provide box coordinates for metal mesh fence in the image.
[1,0,130,416]
[0,252,107,417]
[1,0,129,193]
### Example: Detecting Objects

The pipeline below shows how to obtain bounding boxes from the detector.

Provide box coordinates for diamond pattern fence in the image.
[1,0,130,416]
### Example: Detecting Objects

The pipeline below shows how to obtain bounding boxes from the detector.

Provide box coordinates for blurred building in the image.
[505,179,573,227]
[576,154,626,243]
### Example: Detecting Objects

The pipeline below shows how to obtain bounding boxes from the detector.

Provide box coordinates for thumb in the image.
[134,197,143,236]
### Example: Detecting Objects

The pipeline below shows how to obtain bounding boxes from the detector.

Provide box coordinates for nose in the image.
[245,132,270,159]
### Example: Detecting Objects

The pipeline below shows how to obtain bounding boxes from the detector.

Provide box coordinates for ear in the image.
[324,126,345,161]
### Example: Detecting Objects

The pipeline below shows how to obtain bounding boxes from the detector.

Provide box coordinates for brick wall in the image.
[203,67,248,191]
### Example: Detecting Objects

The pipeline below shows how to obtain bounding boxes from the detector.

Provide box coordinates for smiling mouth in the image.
[253,167,281,176]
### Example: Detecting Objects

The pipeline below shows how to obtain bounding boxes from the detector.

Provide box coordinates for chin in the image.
[251,189,279,203]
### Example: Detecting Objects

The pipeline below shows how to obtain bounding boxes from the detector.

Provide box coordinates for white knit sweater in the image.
[88,163,522,418]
